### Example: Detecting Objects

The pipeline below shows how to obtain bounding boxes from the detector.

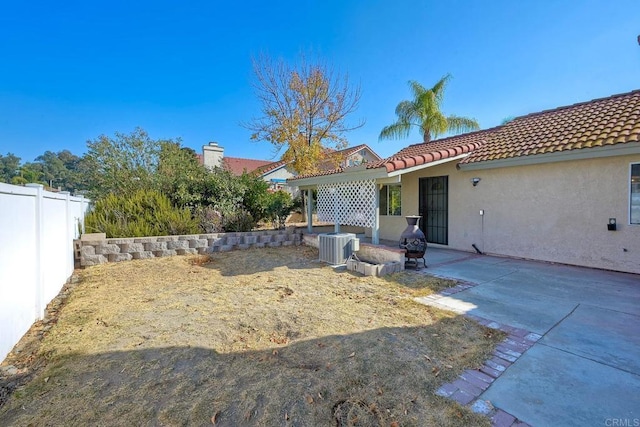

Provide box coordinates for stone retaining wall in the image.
[77,230,301,267]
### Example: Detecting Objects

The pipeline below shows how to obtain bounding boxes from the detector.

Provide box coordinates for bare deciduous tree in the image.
[244,54,364,175]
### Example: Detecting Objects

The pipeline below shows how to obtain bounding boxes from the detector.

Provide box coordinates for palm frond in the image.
[431,74,451,105]
[407,80,427,100]
[379,122,412,140]
[446,115,480,135]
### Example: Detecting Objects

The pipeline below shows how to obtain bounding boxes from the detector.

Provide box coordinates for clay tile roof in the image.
[291,89,640,181]
[369,129,495,173]
[461,89,640,164]
[223,157,273,176]
[254,159,288,175]
[291,130,492,180]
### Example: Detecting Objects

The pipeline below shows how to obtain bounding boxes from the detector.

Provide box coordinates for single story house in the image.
[290,90,640,274]
[201,142,382,195]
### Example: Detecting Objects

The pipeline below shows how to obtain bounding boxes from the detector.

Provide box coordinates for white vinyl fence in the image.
[0,183,89,362]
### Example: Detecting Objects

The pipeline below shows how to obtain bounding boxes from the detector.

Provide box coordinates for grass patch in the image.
[0,246,503,426]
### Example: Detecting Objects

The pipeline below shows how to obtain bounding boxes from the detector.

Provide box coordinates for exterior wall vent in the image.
[318,233,356,265]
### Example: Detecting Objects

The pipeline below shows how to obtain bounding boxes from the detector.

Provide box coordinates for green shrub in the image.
[85,189,200,238]
[266,191,293,230]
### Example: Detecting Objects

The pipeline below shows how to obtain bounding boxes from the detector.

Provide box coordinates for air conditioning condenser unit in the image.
[318,233,356,265]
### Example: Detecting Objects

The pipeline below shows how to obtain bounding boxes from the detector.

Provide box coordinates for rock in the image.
[1,365,18,376]
[470,400,494,415]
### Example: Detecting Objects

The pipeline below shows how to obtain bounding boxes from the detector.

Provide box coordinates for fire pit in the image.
[399,216,427,269]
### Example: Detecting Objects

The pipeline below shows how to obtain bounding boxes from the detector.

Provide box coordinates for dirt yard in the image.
[0,246,502,426]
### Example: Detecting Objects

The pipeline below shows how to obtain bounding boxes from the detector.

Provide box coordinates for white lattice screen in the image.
[317,180,377,227]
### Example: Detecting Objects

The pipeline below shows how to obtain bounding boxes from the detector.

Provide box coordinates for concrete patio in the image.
[411,247,640,427]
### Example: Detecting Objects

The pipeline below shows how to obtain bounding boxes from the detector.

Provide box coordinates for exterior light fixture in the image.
[471,177,481,187]
[608,218,617,231]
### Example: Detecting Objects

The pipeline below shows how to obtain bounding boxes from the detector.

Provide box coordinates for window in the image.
[631,163,640,224]
[380,185,401,216]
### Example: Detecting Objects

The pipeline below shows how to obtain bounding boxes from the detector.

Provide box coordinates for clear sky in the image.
[1,0,639,163]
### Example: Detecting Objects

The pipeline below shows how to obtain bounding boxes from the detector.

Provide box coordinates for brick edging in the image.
[421,281,541,427]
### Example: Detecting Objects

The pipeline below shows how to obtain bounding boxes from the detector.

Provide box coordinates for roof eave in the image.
[291,153,470,188]
[459,142,640,171]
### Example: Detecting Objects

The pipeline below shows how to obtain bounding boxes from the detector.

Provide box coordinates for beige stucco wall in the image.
[346,148,380,166]
[378,155,640,274]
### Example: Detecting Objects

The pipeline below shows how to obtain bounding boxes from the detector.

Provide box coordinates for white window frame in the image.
[630,162,640,225]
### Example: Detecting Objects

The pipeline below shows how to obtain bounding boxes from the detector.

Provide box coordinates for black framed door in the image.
[419,176,449,245]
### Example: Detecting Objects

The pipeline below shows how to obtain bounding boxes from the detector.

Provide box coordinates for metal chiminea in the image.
[399,215,427,268]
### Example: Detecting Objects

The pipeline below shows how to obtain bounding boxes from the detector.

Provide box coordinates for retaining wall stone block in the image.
[167,240,190,250]
[133,237,158,243]
[106,238,135,244]
[133,251,155,260]
[176,248,198,255]
[243,235,258,244]
[108,253,133,262]
[80,246,96,257]
[96,244,120,255]
[274,234,287,242]
[219,245,234,252]
[153,249,177,257]
[225,236,240,246]
[178,235,201,240]
[259,235,272,243]
[378,262,402,276]
[119,242,145,253]
[268,241,282,248]
[144,242,167,251]
[208,237,224,246]
[237,244,251,250]
[189,239,208,248]
[82,254,108,266]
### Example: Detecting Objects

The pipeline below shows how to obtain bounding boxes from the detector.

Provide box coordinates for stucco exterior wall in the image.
[385,155,640,274]
[345,148,380,167]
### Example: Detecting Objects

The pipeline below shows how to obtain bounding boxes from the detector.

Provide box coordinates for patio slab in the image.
[481,344,640,426]
[415,248,640,427]
[540,304,640,375]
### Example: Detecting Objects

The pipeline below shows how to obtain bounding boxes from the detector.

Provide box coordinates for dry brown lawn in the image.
[0,246,502,426]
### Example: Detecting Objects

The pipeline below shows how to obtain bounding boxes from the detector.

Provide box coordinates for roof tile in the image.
[462,90,640,164]
[292,89,640,180]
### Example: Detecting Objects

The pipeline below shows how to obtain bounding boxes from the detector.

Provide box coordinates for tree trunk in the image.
[423,129,431,143]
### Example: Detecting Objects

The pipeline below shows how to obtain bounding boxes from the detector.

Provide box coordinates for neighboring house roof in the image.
[223,157,273,175]
[318,144,383,170]
[336,144,383,161]
[254,159,289,176]
[291,131,491,180]
[461,89,640,164]
[291,89,640,182]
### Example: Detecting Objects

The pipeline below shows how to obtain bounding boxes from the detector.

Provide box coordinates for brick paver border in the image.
[419,278,541,427]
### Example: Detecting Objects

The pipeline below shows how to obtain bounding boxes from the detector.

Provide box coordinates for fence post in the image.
[61,191,72,274]
[26,183,45,319]
[79,195,86,235]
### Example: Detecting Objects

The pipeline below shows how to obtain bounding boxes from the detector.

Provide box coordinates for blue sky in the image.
[1,0,639,163]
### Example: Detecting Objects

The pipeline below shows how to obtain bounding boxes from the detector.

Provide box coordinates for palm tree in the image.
[379,74,479,143]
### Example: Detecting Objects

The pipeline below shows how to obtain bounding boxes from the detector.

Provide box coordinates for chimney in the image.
[202,141,224,169]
